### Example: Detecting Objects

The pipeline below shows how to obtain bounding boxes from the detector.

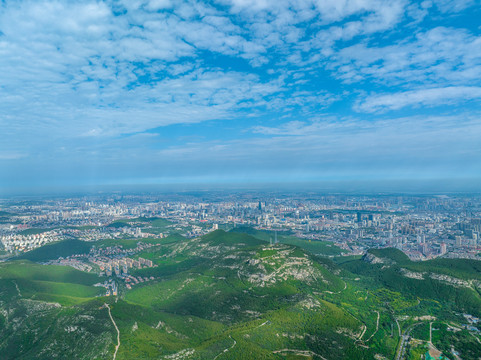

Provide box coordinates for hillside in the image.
[339,248,481,359]
[117,230,370,359]
[17,239,92,262]
[1,233,481,359]
[231,226,346,256]
[342,248,481,315]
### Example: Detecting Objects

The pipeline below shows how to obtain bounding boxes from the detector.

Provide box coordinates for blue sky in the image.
[1,0,481,190]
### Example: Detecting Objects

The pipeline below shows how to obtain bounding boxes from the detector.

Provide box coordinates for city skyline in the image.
[1,0,481,190]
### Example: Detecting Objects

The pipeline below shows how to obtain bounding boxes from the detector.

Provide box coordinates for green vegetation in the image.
[97,234,185,250]
[0,211,19,224]
[2,233,481,359]
[410,322,430,341]
[18,228,54,236]
[65,225,99,230]
[0,260,102,305]
[341,248,481,317]
[106,217,175,235]
[16,239,92,262]
[231,226,346,256]
[143,217,173,234]
[106,220,132,228]
[368,247,410,263]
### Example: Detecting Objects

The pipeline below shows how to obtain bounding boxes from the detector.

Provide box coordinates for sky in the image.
[1,0,481,192]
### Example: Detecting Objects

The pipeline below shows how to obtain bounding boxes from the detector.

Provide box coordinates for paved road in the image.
[395,322,422,360]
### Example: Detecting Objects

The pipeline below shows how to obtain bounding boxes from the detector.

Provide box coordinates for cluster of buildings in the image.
[94,256,154,277]
[1,193,481,261]
[46,258,93,272]
[44,243,158,297]
[0,231,60,252]
[124,275,156,290]
[95,279,119,297]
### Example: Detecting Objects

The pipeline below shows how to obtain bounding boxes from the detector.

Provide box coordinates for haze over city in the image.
[1,0,481,193]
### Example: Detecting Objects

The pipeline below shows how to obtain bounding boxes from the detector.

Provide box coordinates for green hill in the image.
[367,248,410,263]
[0,211,18,224]
[1,233,481,359]
[341,248,481,317]
[204,228,265,246]
[18,228,54,236]
[122,230,369,359]
[16,239,92,262]
[0,260,102,305]
[231,226,346,256]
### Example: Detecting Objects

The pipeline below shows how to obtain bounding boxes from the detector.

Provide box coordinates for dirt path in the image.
[13,280,21,297]
[273,349,327,359]
[429,322,432,344]
[213,335,236,360]
[366,311,380,342]
[253,320,270,330]
[470,332,481,344]
[104,304,120,360]
[358,324,367,340]
[324,280,347,294]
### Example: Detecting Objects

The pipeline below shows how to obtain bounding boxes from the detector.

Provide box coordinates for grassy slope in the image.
[0,261,102,305]
[3,233,480,359]
[17,239,92,262]
[231,226,346,256]
[96,233,185,250]
[340,248,481,322]
[332,248,481,359]
[121,230,371,359]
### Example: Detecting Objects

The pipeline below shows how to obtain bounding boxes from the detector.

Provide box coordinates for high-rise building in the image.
[455,236,462,246]
[440,242,447,255]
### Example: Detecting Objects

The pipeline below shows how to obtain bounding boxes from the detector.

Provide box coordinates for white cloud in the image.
[0,64,286,141]
[330,27,481,85]
[145,0,173,11]
[430,0,478,13]
[0,0,288,141]
[0,0,480,186]
[356,86,481,112]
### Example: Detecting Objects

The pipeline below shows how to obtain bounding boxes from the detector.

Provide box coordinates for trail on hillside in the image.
[253,320,270,330]
[324,280,347,294]
[429,322,432,344]
[273,349,327,360]
[104,303,120,360]
[213,335,236,360]
[13,280,21,297]
[366,311,380,342]
[358,324,367,340]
